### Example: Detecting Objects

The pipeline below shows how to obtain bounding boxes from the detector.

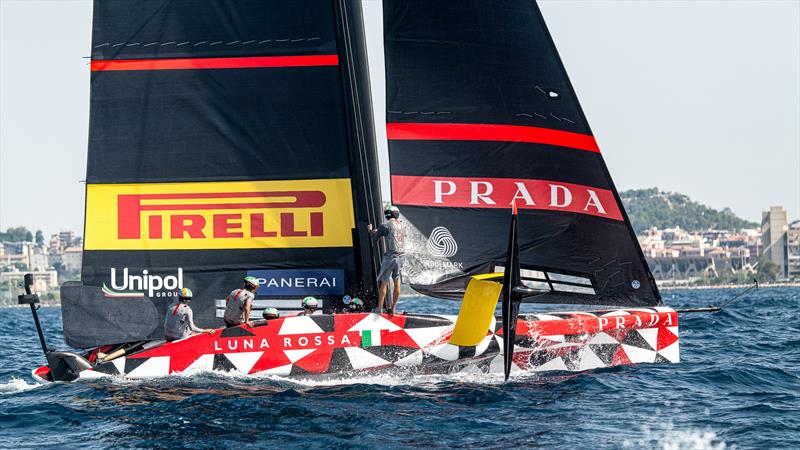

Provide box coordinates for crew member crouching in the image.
[297,296,319,316]
[262,307,280,320]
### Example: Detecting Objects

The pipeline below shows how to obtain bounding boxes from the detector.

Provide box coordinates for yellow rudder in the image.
[448,273,504,347]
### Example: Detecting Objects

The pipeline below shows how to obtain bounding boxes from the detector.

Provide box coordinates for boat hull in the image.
[33,307,678,382]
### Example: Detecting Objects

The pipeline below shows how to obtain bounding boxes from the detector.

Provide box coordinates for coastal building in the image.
[61,246,83,272]
[0,270,58,294]
[761,206,789,277]
[640,226,757,282]
[49,230,78,253]
[789,220,800,277]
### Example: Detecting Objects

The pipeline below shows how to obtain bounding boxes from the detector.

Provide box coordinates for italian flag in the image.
[360,330,381,347]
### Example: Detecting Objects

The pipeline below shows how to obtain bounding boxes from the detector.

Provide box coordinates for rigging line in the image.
[675,279,758,314]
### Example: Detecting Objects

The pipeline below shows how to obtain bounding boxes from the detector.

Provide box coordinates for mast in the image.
[333,0,383,306]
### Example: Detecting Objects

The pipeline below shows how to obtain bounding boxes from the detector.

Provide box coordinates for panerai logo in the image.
[102,267,184,298]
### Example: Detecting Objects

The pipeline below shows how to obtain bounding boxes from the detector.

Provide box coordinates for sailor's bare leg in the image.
[377,281,388,312]
[391,278,401,313]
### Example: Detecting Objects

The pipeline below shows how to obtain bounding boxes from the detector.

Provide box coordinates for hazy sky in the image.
[1,0,798,237]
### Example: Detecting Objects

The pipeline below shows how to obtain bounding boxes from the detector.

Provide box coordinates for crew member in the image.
[262,307,280,321]
[297,296,319,316]
[164,288,214,341]
[223,276,258,327]
[368,205,405,314]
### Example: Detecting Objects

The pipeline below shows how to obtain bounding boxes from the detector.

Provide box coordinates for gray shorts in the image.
[377,255,404,283]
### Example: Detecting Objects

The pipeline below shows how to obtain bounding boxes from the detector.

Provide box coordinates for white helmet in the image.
[302,296,319,311]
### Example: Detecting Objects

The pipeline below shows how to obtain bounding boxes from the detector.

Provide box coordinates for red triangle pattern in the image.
[611,345,631,366]
[656,326,678,351]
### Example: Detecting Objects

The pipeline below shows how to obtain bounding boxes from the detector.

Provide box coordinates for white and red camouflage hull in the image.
[33,307,678,381]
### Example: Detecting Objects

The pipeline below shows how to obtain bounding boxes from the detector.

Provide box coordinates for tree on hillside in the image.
[0,226,33,242]
[35,230,45,248]
[620,188,757,233]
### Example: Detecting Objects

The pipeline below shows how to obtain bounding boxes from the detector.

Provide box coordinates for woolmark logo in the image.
[103,267,184,298]
[426,226,458,258]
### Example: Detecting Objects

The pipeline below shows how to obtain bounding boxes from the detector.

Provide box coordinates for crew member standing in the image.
[223,276,258,327]
[164,288,214,341]
[368,205,405,314]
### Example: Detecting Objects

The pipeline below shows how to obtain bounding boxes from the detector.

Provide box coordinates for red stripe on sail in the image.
[90,55,339,72]
[391,175,622,221]
[386,123,600,153]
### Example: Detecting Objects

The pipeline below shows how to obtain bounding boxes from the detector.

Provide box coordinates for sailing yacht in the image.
[27,0,678,382]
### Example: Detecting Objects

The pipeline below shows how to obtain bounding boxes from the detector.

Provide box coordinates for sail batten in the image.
[383,0,660,307]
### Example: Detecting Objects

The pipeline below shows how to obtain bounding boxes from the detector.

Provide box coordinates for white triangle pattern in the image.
[428,343,460,361]
[127,356,170,378]
[394,350,423,367]
[278,316,325,335]
[621,344,656,363]
[475,335,494,357]
[183,354,214,373]
[112,356,126,374]
[224,351,264,374]
[658,341,680,363]
[405,326,450,348]
[637,328,659,351]
[346,314,403,332]
[344,347,391,370]
[534,356,568,372]
[284,349,316,363]
[577,347,606,371]
[588,332,617,345]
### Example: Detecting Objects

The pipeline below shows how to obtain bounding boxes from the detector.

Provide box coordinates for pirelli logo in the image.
[84,179,355,250]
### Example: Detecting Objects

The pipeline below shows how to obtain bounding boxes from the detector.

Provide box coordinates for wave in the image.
[623,423,727,450]
[0,377,40,395]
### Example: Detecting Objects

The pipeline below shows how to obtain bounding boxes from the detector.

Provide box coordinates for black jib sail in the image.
[63,0,381,348]
[383,0,659,306]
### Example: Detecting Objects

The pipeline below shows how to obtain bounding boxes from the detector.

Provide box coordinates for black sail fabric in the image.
[383,0,659,306]
[67,0,381,347]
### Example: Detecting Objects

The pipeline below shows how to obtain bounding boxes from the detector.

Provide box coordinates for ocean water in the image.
[0,288,798,449]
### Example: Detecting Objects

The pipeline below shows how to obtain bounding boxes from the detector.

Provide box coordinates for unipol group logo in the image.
[84,179,355,250]
[426,226,458,258]
[102,267,184,298]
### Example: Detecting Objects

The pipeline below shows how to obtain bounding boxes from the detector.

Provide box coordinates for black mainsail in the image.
[63,0,381,348]
[383,0,659,306]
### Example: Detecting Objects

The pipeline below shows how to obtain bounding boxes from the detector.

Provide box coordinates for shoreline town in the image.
[2,205,798,305]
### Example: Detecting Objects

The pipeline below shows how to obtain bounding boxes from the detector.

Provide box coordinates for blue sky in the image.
[1,0,798,236]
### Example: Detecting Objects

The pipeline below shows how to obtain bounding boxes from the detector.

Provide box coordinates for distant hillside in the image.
[620,188,757,233]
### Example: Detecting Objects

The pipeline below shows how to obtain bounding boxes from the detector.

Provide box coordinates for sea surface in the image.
[0,288,798,449]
